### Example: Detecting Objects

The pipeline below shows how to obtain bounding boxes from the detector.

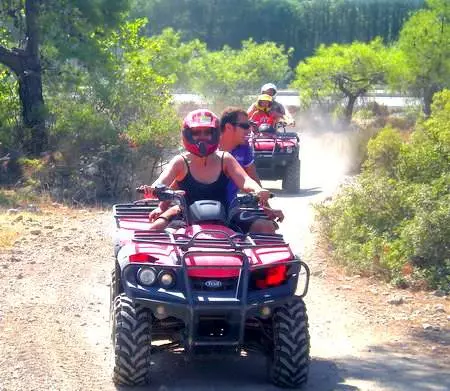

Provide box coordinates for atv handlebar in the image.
[136,184,185,200]
[136,185,273,206]
[237,192,274,206]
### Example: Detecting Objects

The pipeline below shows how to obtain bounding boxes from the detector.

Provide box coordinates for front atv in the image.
[252,123,300,193]
[110,187,310,388]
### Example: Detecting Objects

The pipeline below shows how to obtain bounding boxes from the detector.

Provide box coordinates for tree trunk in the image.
[0,0,47,156]
[344,95,357,123]
[17,57,47,155]
[423,85,440,117]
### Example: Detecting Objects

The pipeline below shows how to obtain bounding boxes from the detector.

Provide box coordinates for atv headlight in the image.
[159,271,176,288]
[285,146,293,153]
[137,267,157,286]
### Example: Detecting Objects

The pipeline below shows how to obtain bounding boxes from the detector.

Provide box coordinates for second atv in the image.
[251,123,300,193]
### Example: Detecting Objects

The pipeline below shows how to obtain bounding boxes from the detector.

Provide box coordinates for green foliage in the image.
[187,39,292,106]
[96,20,180,146]
[389,0,450,114]
[364,127,403,177]
[38,0,132,65]
[33,19,182,202]
[398,90,450,182]
[317,90,450,291]
[290,39,388,121]
[133,0,424,66]
[0,67,20,145]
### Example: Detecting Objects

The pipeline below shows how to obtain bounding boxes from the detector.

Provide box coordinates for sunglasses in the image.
[232,122,251,130]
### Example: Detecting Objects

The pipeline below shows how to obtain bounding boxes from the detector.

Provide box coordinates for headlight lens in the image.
[137,267,157,285]
[159,271,176,288]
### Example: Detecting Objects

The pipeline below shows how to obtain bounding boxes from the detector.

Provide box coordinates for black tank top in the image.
[177,153,230,209]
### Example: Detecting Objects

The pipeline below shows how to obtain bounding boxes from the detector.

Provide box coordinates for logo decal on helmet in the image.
[199,114,212,124]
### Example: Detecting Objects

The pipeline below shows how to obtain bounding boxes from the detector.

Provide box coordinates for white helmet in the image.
[260,83,278,96]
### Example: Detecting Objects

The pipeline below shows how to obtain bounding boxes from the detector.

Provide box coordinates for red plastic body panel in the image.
[116,219,294,278]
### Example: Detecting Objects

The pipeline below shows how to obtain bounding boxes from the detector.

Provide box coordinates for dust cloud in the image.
[296,110,364,193]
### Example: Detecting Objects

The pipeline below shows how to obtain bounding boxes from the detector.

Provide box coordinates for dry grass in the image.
[0,213,23,250]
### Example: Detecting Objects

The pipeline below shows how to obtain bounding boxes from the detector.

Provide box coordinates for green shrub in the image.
[317,90,450,292]
[364,126,403,177]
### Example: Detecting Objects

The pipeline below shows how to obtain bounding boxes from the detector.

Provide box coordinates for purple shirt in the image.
[227,143,254,203]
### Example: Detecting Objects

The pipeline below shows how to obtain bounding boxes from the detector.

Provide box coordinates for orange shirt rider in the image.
[247,94,277,127]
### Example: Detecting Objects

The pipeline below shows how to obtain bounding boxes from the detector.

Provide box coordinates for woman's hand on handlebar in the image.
[263,207,284,223]
[255,188,271,205]
[136,185,155,198]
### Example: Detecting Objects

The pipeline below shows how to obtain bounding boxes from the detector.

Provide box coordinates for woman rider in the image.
[140,109,270,228]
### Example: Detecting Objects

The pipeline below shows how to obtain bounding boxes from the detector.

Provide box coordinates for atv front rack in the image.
[133,229,289,250]
[113,203,159,227]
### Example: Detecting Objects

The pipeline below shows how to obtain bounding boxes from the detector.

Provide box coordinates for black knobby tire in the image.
[114,238,121,258]
[282,157,300,193]
[268,298,310,388]
[109,262,122,324]
[112,293,152,386]
[110,262,122,303]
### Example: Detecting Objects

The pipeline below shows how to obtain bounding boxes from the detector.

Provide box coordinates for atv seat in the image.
[189,200,227,225]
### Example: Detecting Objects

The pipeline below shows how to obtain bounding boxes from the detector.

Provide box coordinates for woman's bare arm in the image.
[150,155,185,188]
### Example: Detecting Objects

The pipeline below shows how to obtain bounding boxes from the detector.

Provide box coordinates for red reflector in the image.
[266,265,287,285]
[129,253,158,263]
[255,265,287,289]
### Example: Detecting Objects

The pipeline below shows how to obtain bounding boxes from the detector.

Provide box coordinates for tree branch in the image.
[0,44,21,73]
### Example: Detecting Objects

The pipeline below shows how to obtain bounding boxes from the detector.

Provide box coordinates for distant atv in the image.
[251,122,300,193]
[110,185,310,388]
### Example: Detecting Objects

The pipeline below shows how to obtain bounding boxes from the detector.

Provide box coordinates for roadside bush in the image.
[0,68,20,147]
[364,126,403,177]
[316,90,450,292]
[9,20,182,205]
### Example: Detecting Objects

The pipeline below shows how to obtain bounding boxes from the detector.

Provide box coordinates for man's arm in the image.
[244,163,262,186]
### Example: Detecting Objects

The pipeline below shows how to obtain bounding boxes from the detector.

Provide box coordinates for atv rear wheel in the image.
[268,297,310,388]
[112,293,152,386]
[282,158,300,193]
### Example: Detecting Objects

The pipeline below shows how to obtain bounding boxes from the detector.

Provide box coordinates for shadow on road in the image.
[409,328,450,351]
[114,340,450,391]
[115,353,350,391]
[333,343,450,391]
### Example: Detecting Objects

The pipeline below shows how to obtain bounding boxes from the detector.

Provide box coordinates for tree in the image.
[390,0,450,115]
[187,39,292,106]
[0,0,130,155]
[132,0,425,66]
[290,38,388,122]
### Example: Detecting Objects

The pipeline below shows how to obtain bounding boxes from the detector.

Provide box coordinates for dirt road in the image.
[0,130,448,391]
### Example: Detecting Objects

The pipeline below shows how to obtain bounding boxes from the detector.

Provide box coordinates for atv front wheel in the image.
[268,297,310,388]
[112,293,152,385]
[110,262,122,304]
[282,158,300,193]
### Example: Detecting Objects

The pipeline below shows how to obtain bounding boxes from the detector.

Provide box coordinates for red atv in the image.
[250,119,300,193]
[110,184,310,388]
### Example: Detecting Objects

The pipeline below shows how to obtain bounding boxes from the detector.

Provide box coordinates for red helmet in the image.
[182,109,220,157]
